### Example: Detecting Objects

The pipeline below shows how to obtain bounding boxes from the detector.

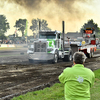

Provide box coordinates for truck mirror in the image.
[58,34,60,39]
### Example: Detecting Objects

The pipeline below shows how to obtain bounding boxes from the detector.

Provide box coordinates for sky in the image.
[0,0,100,36]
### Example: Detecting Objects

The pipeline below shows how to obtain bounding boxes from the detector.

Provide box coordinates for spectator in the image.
[59,52,95,100]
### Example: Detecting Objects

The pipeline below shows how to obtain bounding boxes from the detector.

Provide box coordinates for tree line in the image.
[0,14,100,41]
[0,15,51,41]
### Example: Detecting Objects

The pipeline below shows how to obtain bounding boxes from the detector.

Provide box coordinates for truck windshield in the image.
[39,32,56,39]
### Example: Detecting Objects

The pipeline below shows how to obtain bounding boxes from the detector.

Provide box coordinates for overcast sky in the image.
[0,0,100,36]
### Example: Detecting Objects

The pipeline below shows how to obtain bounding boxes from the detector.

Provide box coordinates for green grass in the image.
[11,83,64,100]
[11,69,100,100]
[90,69,100,100]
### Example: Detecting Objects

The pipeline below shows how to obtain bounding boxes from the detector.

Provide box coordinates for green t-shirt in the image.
[59,64,95,100]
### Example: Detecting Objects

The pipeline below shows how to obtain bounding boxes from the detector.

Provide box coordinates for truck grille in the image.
[34,42,47,52]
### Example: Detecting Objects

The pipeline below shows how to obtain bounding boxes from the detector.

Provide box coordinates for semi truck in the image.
[27,21,73,63]
[27,21,97,63]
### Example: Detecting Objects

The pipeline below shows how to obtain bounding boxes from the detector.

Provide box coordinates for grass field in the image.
[11,69,100,100]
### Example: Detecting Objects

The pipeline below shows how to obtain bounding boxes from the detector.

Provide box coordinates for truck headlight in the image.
[28,45,34,48]
[28,45,34,51]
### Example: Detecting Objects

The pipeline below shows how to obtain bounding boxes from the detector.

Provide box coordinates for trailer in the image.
[27,22,96,63]
[69,27,97,58]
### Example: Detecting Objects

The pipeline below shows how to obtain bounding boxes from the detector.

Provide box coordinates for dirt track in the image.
[0,50,100,100]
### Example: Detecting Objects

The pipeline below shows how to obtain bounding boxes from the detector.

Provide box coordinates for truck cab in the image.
[27,30,63,63]
[38,30,62,52]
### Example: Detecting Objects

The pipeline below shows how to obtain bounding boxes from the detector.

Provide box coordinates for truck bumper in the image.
[28,52,54,62]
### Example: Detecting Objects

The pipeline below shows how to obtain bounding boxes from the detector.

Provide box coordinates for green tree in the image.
[14,19,27,37]
[80,19,100,37]
[40,19,51,30]
[0,15,9,41]
[30,18,51,38]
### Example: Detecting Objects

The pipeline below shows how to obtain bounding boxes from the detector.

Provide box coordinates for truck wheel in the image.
[86,53,91,58]
[87,50,94,58]
[63,53,73,62]
[91,51,94,58]
[52,52,58,63]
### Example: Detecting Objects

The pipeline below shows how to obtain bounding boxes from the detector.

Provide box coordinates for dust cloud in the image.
[0,0,95,35]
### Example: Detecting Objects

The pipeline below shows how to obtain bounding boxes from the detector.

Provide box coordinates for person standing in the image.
[59,52,95,100]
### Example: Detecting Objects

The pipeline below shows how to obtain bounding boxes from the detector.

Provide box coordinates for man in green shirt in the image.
[59,52,95,100]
